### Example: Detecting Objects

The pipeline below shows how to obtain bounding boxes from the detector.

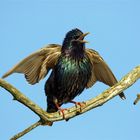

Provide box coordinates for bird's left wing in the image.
[85,48,125,99]
[2,44,61,84]
[85,48,120,88]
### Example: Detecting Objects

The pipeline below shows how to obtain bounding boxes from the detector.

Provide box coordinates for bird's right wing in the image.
[85,48,117,88]
[2,44,61,85]
[85,48,125,99]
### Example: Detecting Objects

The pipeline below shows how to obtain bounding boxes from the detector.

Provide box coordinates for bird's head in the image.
[62,28,89,52]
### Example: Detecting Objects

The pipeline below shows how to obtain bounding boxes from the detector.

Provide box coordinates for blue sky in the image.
[0,0,140,140]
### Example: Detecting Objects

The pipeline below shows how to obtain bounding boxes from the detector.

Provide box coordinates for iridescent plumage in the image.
[2,28,125,114]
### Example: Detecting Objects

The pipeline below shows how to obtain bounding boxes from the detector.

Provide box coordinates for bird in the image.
[2,28,125,117]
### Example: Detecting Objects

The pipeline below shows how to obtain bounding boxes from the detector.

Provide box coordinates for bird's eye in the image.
[74,36,79,40]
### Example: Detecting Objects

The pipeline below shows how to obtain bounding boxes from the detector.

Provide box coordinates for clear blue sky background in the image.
[0,0,140,140]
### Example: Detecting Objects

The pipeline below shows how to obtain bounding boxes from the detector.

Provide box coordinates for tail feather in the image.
[47,102,58,113]
[119,92,126,100]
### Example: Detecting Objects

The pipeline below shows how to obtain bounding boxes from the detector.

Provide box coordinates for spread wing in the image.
[85,48,117,88]
[85,48,125,99]
[2,44,61,84]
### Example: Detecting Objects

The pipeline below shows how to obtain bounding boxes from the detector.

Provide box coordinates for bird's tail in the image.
[119,92,126,100]
[47,102,58,113]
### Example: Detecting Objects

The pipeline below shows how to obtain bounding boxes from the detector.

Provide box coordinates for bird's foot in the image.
[58,108,68,119]
[54,102,68,120]
[70,100,85,112]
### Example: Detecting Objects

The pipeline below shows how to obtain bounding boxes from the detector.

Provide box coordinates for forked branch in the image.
[0,65,140,140]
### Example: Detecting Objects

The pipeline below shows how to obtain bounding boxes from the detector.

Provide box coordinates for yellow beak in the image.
[78,32,90,43]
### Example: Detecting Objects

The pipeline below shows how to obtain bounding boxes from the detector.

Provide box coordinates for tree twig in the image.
[0,78,52,125]
[10,120,42,140]
[0,65,140,139]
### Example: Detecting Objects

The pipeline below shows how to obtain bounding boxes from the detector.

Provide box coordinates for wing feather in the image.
[86,48,120,88]
[2,44,61,84]
[86,48,125,99]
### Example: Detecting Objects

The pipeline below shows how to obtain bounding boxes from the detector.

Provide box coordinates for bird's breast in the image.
[54,56,91,103]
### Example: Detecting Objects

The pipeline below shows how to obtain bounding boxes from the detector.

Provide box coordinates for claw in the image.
[58,108,67,119]
[70,100,85,112]
[54,102,67,119]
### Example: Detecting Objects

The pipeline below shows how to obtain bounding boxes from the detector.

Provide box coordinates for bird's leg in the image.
[54,103,67,119]
[70,100,85,112]
[53,97,67,119]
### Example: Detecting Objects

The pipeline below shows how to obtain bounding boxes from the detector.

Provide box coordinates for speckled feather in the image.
[2,28,125,113]
[45,54,91,112]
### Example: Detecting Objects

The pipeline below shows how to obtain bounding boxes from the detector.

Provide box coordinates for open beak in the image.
[78,32,90,43]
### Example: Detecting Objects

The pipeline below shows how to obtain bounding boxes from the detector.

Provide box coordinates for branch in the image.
[0,65,140,140]
[10,121,42,140]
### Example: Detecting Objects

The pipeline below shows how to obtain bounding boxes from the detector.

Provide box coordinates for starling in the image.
[2,28,125,116]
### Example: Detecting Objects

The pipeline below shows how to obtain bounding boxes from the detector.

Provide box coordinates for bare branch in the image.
[0,65,140,139]
[0,78,52,125]
[10,121,42,140]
